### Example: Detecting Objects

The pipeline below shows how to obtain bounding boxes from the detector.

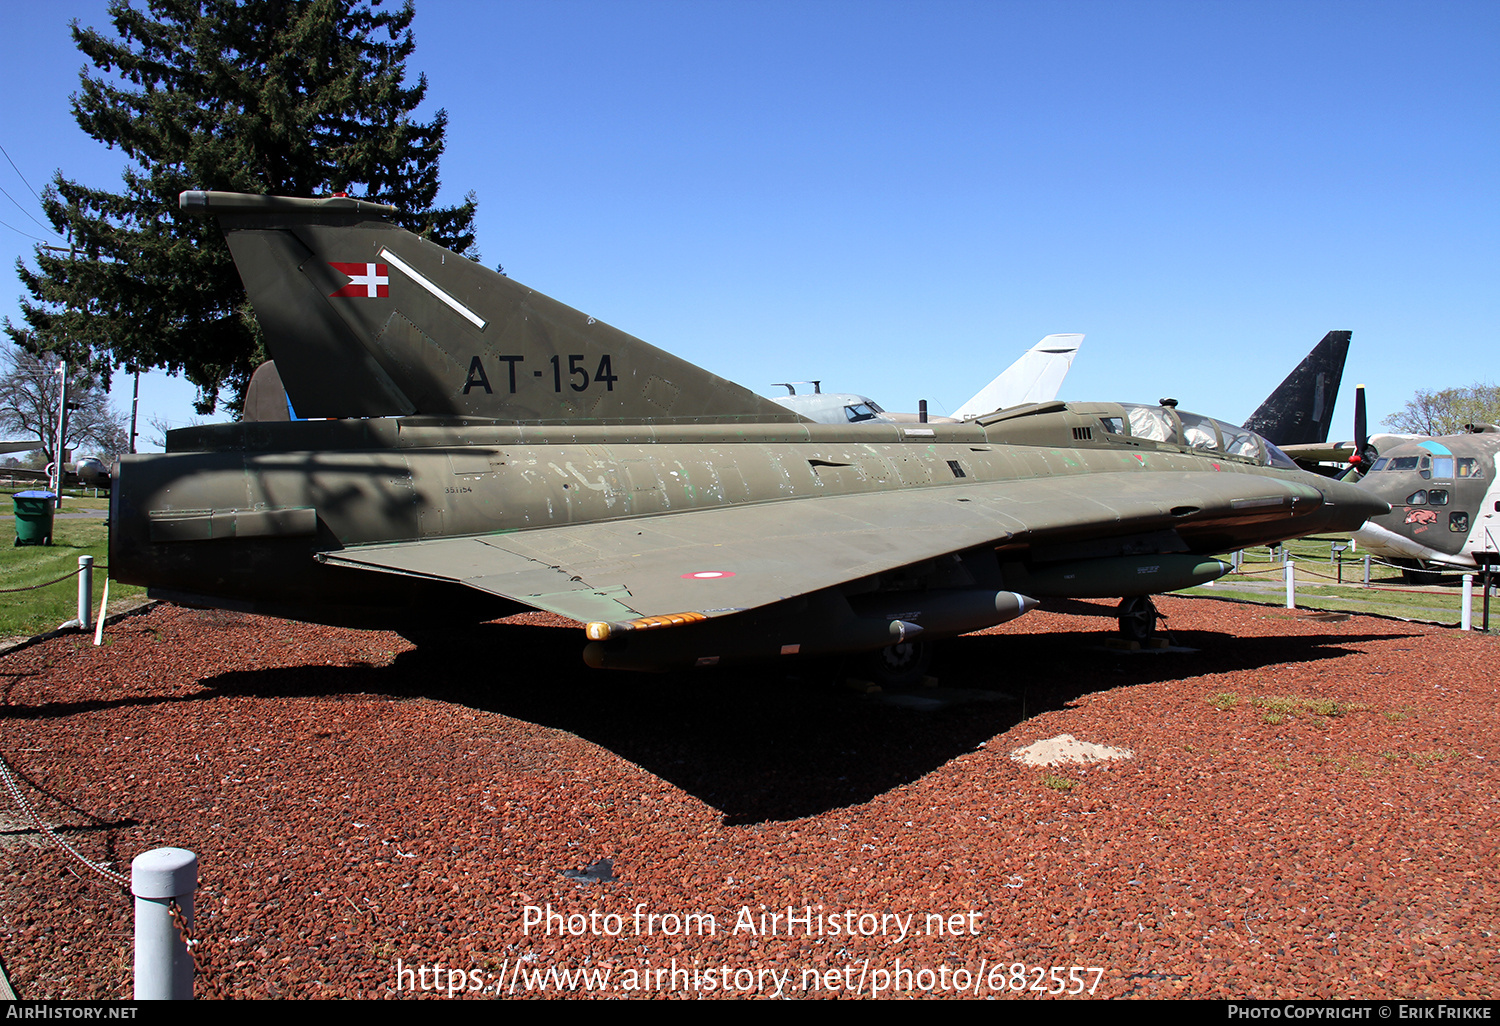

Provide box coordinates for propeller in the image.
[1355,384,1378,466]
[1343,384,1378,477]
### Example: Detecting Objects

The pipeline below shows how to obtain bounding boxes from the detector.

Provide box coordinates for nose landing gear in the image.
[857,638,934,687]
[1117,595,1161,642]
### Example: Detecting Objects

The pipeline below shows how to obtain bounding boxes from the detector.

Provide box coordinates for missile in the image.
[1002,554,1233,598]
[583,588,1037,672]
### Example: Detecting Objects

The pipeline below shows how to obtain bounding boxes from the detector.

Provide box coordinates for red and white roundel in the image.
[681,570,735,579]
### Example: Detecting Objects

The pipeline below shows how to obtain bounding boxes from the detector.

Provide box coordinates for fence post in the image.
[133,847,198,1000]
[1461,574,1473,631]
[1284,560,1296,609]
[77,556,93,633]
[1363,554,1371,586]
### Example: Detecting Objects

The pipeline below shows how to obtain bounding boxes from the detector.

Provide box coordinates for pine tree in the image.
[6,0,477,414]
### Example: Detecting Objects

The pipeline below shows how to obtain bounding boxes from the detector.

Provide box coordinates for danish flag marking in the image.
[329,262,389,298]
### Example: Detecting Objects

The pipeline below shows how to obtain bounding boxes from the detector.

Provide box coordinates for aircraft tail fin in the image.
[952,333,1083,420]
[241,360,294,422]
[1242,330,1351,446]
[182,191,803,424]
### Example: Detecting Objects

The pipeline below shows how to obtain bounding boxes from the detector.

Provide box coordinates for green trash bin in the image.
[13,490,56,546]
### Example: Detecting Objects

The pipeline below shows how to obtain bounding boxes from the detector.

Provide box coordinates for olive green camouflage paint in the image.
[107,192,1389,671]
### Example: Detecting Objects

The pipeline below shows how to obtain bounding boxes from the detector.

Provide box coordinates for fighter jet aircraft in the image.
[107,191,1387,680]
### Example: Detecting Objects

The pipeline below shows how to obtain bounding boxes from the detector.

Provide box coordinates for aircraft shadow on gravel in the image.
[175,619,1422,824]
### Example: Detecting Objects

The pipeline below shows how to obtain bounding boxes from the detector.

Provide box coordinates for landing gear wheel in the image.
[859,639,933,688]
[1117,595,1160,642]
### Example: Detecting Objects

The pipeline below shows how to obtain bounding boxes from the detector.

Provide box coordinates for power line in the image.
[0,216,51,245]
[0,142,65,242]
[0,182,60,239]
[0,142,48,207]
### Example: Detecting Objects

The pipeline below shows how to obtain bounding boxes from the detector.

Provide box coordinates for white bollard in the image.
[1284,560,1296,609]
[77,556,93,633]
[1461,574,1473,631]
[133,847,198,1000]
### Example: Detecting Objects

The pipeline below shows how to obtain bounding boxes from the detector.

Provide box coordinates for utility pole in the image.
[37,242,78,504]
[51,358,67,508]
[129,365,140,454]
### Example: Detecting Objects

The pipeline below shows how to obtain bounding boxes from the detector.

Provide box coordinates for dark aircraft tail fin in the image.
[182,191,803,424]
[241,361,293,422]
[1242,330,1351,446]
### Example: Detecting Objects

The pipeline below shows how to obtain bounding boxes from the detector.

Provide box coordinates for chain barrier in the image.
[0,753,223,997]
[1227,554,1469,583]
[1220,551,1497,626]
[1223,562,1341,582]
[0,565,85,594]
[169,897,221,1000]
[1227,564,1287,577]
[1365,555,1454,577]
[0,750,128,890]
[1296,565,1345,582]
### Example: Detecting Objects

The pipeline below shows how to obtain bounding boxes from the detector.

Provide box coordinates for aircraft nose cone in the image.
[1321,478,1390,523]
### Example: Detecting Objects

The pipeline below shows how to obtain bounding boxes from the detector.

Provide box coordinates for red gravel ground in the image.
[1,596,1495,1000]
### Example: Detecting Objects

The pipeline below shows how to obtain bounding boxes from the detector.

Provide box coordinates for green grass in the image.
[1381,749,1454,768]
[1252,695,1344,718]
[1209,691,1391,735]
[1182,536,1496,625]
[1041,772,1075,792]
[1,490,146,641]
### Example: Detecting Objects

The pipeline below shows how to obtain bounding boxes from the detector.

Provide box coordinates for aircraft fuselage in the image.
[1353,433,1500,571]
[119,191,1390,673]
[111,404,1385,639]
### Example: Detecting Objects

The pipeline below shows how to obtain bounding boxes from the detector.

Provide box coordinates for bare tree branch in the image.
[0,344,128,464]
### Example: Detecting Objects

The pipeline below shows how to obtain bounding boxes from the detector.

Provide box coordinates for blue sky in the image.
[2,0,1496,448]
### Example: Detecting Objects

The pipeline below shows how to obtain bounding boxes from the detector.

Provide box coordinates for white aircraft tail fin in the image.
[952,333,1083,420]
